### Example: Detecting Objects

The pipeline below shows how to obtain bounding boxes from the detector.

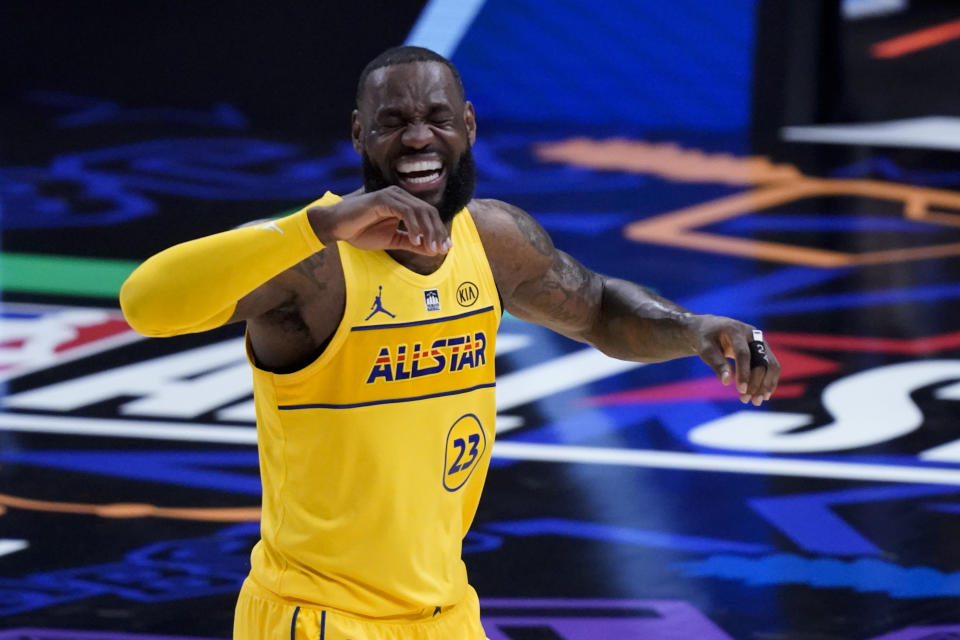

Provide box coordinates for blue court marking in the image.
[832,156,960,187]
[749,485,960,557]
[351,305,495,331]
[30,91,248,129]
[535,212,633,235]
[680,265,851,320]
[675,553,960,598]
[453,0,756,129]
[673,263,960,320]
[927,502,960,514]
[483,518,771,554]
[502,405,641,447]
[0,523,258,615]
[1,165,155,228]
[761,283,960,316]
[462,530,504,554]
[278,382,496,411]
[2,138,356,229]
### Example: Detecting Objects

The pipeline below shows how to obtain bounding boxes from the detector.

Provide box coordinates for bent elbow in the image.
[119,273,175,337]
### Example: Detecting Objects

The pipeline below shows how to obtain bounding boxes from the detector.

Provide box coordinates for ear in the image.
[464,101,477,146]
[351,109,363,154]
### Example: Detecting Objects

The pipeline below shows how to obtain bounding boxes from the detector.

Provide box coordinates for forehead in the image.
[359,61,462,114]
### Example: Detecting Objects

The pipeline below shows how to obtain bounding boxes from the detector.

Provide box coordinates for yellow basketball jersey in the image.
[246,192,500,619]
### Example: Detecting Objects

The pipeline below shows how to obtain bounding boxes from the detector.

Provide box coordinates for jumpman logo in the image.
[365,285,396,320]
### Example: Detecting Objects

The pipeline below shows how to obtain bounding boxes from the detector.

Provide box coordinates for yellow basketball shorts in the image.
[234,578,489,640]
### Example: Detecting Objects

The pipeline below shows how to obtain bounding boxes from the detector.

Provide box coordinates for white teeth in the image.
[396,159,442,174]
[405,172,441,184]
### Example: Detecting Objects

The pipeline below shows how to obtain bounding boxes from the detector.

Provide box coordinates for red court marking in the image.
[766,329,960,355]
[872,18,960,59]
[582,380,808,406]
[54,317,132,353]
[583,330,960,408]
[582,347,839,407]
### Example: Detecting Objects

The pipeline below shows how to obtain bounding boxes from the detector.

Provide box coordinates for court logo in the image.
[0,304,141,382]
[424,288,441,312]
[456,281,479,307]
[365,285,395,321]
[443,413,486,492]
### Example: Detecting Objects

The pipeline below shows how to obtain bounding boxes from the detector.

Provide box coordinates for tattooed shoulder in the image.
[475,199,553,257]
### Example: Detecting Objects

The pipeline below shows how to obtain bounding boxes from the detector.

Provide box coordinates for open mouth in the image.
[395,157,445,192]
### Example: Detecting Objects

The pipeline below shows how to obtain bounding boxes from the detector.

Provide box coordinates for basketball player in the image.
[120,46,781,640]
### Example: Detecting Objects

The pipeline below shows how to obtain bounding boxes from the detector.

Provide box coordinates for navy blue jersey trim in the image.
[320,610,326,640]
[351,305,495,331]
[278,382,496,411]
[290,605,300,640]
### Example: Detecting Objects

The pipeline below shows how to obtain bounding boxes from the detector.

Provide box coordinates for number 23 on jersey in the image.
[443,413,487,492]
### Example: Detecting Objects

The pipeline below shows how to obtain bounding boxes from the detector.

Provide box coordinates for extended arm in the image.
[473,199,780,405]
[120,187,452,338]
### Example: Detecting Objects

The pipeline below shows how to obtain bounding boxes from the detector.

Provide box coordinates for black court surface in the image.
[3,1,960,638]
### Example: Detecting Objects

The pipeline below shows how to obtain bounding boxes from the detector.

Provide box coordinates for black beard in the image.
[361,147,476,224]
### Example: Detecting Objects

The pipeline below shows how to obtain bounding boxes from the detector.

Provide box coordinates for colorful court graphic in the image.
[3,0,960,638]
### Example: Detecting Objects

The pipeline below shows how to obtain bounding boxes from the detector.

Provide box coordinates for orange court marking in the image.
[535,138,960,268]
[536,138,802,185]
[871,17,960,59]
[0,492,260,522]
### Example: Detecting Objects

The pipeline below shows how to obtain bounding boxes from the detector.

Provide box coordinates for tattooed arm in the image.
[470,199,780,405]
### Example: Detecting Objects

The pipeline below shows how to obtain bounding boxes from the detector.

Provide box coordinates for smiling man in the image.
[120,46,780,640]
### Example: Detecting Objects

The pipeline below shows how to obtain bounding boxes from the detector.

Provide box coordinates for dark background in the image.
[0,1,428,142]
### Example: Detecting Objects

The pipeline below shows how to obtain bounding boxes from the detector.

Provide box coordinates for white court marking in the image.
[3,412,960,485]
[0,539,29,558]
[404,0,487,58]
[782,116,960,152]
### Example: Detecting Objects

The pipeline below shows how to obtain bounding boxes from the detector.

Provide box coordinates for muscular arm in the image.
[120,187,453,368]
[472,199,780,404]
[119,207,324,337]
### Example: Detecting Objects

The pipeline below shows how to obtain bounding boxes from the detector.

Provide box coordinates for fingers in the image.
[381,187,450,256]
[760,351,781,403]
[697,318,782,406]
[730,337,753,402]
[698,341,734,387]
[746,361,766,406]
[732,333,781,406]
[330,187,453,256]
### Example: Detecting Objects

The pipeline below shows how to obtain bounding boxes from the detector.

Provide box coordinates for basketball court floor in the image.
[2,1,960,638]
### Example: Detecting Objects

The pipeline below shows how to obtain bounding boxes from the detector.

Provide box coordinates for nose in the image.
[401,120,433,150]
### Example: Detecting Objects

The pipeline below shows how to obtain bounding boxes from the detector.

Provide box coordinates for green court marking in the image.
[0,253,139,298]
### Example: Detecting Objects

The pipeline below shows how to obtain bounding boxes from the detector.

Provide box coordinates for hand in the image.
[308,186,451,256]
[689,314,781,406]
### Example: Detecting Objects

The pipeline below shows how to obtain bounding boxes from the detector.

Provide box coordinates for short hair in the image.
[355,46,465,106]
